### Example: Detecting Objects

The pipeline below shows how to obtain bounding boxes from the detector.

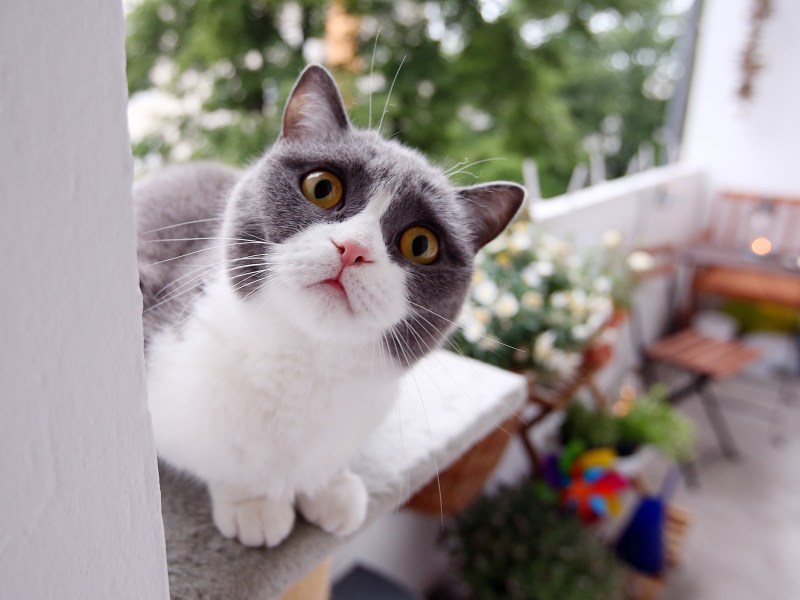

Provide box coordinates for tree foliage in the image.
[126,0,689,195]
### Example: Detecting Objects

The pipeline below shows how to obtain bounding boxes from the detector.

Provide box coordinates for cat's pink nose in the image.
[333,239,373,268]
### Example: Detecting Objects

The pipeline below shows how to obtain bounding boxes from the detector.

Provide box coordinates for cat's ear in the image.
[281,64,350,141]
[456,182,526,251]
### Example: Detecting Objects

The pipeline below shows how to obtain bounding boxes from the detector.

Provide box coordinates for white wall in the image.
[0,2,169,598]
[683,0,800,196]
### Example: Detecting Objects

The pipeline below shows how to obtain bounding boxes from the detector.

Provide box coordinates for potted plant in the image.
[452,222,616,380]
[560,385,695,463]
[438,481,623,600]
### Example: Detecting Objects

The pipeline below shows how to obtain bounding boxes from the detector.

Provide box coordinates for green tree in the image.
[126,0,689,195]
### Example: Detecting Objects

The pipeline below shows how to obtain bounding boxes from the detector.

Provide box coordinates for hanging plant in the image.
[738,0,773,101]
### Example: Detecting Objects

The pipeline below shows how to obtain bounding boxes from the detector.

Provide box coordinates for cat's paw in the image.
[298,470,368,537]
[211,491,295,548]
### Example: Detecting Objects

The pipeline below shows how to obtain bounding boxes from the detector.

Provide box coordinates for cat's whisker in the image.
[447,157,507,178]
[229,270,274,295]
[144,236,270,246]
[378,54,406,135]
[443,158,470,175]
[408,300,523,353]
[143,242,267,268]
[388,324,444,527]
[410,311,523,434]
[141,217,225,235]
[152,255,271,305]
[368,29,380,130]
[156,255,266,296]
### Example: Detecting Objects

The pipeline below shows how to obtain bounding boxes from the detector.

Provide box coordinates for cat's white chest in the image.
[146,284,399,499]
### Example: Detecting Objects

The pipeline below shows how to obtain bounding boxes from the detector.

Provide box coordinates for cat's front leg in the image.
[297,470,368,537]
[209,483,295,548]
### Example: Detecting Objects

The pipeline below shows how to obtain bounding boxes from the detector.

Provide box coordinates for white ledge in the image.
[159,350,527,599]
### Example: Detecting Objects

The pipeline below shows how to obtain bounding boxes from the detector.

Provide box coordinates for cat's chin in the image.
[262,282,399,345]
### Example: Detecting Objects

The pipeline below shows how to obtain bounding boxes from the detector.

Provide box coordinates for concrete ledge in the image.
[160,351,527,599]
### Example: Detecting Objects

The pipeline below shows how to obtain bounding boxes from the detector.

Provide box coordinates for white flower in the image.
[572,323,593,341]
[549,350,581,375]
[494,292,520,319]
[602,229,623,248]
[522,265,542,287]
[593,276,612,294]
[626,250,655,273]
[534,330,557,361]
[568,289,588,319]
[473,307,492,324]
[473,279,499,305]
[588,295,614,322]
[508,231,532,253]
[521,290,544,310]
[463,320,486,343]
[479,336,500,350]
[566,255,582,270]
[550,291,569,309]
[534,261,556,277]
[472,269,487,285]
[540,234,570,259]
[485,234,508,254]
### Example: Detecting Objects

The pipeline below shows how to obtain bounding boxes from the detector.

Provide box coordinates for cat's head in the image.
[224,65,524,365]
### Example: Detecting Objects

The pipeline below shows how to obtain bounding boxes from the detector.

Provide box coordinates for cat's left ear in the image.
[281,64,350,141]
[457,182,526,251]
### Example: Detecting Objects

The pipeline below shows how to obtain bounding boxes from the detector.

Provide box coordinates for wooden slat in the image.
[647,328,759,379]
[694,267,800,308]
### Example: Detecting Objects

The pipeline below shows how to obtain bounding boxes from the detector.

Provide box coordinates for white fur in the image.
[147,203,407,546]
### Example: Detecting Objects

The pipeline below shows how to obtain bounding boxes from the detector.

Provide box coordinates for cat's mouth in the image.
[315,278,353,312]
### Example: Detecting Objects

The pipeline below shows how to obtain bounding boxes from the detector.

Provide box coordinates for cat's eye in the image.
[399,226,439,265]
[301,170,343,209]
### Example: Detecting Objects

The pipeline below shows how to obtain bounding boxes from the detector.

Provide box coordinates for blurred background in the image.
[125,0,694,196]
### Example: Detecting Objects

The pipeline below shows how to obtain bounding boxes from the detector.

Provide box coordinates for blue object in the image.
[332,565,418,600]
[614,496,665,575]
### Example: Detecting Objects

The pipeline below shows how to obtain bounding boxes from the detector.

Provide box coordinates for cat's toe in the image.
[213,495,295,547]
[298,471,368,537]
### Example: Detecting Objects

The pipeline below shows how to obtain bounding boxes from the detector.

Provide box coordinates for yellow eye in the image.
[400,226,439,265]
[301,170,343,209]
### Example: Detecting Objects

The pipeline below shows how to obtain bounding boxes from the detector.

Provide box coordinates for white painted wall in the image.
[683,0,800,196]
[0,1,169,598]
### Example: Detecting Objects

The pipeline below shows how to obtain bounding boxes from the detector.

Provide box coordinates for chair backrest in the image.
[705,190,800,254]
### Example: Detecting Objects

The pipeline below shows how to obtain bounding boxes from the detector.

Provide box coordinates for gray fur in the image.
[135,65,524,364]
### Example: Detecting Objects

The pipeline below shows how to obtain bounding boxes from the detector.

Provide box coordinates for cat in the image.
[136,64,524,547]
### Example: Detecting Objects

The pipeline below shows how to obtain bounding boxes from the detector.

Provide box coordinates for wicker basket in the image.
[405,415,523,516]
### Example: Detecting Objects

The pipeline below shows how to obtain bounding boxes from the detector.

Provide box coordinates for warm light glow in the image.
[620,384,637,401]
[750,237,773,256]
[612,399,631,417]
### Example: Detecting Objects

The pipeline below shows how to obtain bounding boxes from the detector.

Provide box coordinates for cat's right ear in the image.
[281,65,350,141]
[456,182,526,252]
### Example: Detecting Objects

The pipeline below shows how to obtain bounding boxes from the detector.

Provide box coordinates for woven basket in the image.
[405,415,523,516]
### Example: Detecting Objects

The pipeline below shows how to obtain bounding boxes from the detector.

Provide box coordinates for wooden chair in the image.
[643,326,759,460]
[631,244,762,463]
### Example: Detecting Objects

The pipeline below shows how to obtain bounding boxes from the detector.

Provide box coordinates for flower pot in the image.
[405,416,523,516]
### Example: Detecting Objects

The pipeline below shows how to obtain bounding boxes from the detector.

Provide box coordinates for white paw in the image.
[211,493,295,548]
[298,471,368,537]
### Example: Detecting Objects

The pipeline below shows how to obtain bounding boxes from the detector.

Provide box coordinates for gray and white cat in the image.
[136,65,524,547]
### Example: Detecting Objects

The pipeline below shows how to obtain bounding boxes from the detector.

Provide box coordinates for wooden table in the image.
[682,243,800,309]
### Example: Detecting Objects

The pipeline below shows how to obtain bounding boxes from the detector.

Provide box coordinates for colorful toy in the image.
[551,446,629,523]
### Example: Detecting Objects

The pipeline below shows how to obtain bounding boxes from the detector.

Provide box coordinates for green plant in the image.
[561,385,694,462]
[444,481,623,600]
[561,401,619,449]
[617,384,694,462]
